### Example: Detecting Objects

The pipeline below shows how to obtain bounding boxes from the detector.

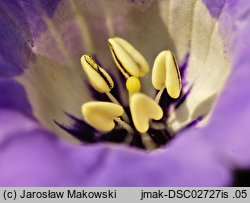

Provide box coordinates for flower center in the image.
[59,37,201,151]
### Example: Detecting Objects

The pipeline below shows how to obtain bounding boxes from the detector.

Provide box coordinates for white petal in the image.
[165,1,230,131]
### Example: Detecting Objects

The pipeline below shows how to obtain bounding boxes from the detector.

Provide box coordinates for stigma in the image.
[78,37,182,150]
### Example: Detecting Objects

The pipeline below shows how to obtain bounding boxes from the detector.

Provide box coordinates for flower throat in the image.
[58,37,195,151]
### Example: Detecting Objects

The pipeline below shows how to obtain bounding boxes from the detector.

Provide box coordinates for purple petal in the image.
[0,0,60,77]
[18,0,61,39]
[0,79,33,118]
[0,1,33,77]
[0,109,231,186]
[203,0,226,18]
[0,109,104,186]
[90,133,231,186]
[201,1,250,168]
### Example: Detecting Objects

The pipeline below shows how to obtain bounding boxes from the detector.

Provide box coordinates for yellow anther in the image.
[152,50,182,99]
[126,77,141,93]
[108,37,149,78]
[81,54,114,93]
[130,93,163,133]
[81,101,124,131]
[152,51,167,90]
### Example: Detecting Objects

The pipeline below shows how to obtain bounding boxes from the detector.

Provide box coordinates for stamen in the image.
[81,55,114,93]
[154,86,165,103]
[82,54,130,122]
[108,37,149,78]
[114,117,134,144]
[141,133,157,151]
[149,120,166,130]
[130,93,163,133]
[105,92,130,123]
[152,50,182,99]
[113,117,133,133]
[126,76,141,93]
[152,51,166,90]
[81,101,124,131]
[68,37,194,150]
[166,51,182,98]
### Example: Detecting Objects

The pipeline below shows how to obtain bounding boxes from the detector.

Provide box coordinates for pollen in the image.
[126,76,141,93]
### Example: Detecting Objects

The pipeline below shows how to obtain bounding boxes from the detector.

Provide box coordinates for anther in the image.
[130,93,163,133]
[81,101,124,131]
[81,54,114,93]
[108,37,149,78]
[152,50,182,99]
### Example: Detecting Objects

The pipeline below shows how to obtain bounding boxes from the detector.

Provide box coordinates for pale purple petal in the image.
[0,1,33,77]
[0,110,231,186]
[0,0,60,77]
[201,0,250,168]
[0,79,33,117]
[90,132,231,186]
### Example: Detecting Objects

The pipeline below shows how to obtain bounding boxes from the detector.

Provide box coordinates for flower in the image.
[0,0,250,186]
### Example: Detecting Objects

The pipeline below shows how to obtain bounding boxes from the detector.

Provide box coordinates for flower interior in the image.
[16,0,230,151]
[69,37,188,151]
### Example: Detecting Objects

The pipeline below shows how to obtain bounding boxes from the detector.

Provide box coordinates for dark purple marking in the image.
[98,127,127,143]
[55,113,97,143]
[158,89,178,117]
[179,53,190,88]
[203,0,226,19]
[129,132,145,149]
[175,85,193,110]
[148,128,171,147]
[177,115,204,134]
[85,80,108,102]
